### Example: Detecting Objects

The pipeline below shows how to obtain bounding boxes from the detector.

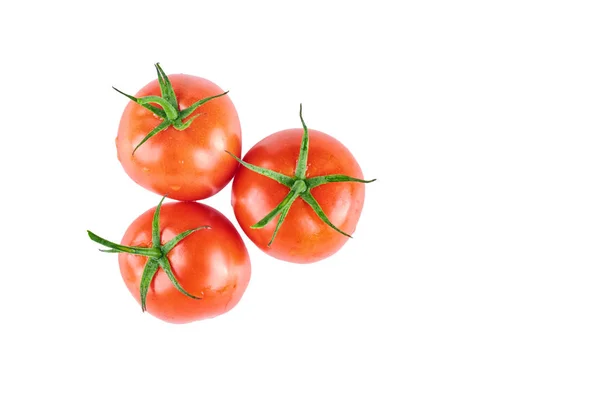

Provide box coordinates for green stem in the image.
[114,63,229,154]
[291,179,308,194]
[294,104,310,179]
[88,197,211,313]
[230,105,376,245]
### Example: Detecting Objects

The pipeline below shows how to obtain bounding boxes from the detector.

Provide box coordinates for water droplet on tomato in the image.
[142,167,150,172]
[171,185,181,191]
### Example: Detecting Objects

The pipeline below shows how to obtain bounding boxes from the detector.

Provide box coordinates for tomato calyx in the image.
[227,104,376,246]
[87,197,210,311]
[113,63,229,155]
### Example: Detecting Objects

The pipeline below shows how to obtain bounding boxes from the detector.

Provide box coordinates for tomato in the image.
[88,198,251,324]
[230,105,375,264]
[115,64,241,201]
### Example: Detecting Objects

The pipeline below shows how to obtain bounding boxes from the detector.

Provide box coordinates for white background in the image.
[2,1,599,396]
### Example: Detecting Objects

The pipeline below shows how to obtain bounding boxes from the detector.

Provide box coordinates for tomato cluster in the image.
[88,64,374,324]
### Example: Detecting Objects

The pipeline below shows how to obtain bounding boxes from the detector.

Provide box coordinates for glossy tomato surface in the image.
[232,128,366,263]
[116,74,241,201]
[119,202,251,323]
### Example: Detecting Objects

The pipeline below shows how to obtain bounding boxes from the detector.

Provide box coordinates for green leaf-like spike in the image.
[306,175,377,189]
[139,259,160,312]
[155,63,178,110]
[132,119,171,155]
[267,194,298,246]
[152,196,166,247]
[251,190,299,229]
[158,257,202,300]
[227,151,295,187]
[136,95,179,121]
[112,87,167,119]
[179,91,230,120]
[87,230,161,257]
[301,192,352,238]
[162,226,210,254]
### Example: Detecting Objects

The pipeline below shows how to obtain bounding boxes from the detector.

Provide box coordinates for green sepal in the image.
[301,192,352,238]
[87,230,161,257]
[306,175,376,189]
[251,190,299,229]
[152,196,166,247]
[162,226,210,254]
[136,96,178,120]
[179,91,229,120]
[139,259,160,312]
[113,89,177,120]
[226,151,295,187]
[154,63,178,110]
[112,87,167,119]
[157,256,202,300]
[267,193,299,246]
[132,119,171,155]
[173,114,200,131]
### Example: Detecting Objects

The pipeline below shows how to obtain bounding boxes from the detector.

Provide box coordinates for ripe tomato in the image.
[115,64,241,201]
[88,199,251,324]
[230,106,374,264]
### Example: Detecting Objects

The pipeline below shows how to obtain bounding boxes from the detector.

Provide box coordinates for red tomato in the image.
[230,107,373,263]
[89,200,251,324]
[115,65,241,201]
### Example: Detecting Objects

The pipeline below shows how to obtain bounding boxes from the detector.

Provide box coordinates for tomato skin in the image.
[118,202,251,324]
[231,128,366,264]
[116,74,241,201]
